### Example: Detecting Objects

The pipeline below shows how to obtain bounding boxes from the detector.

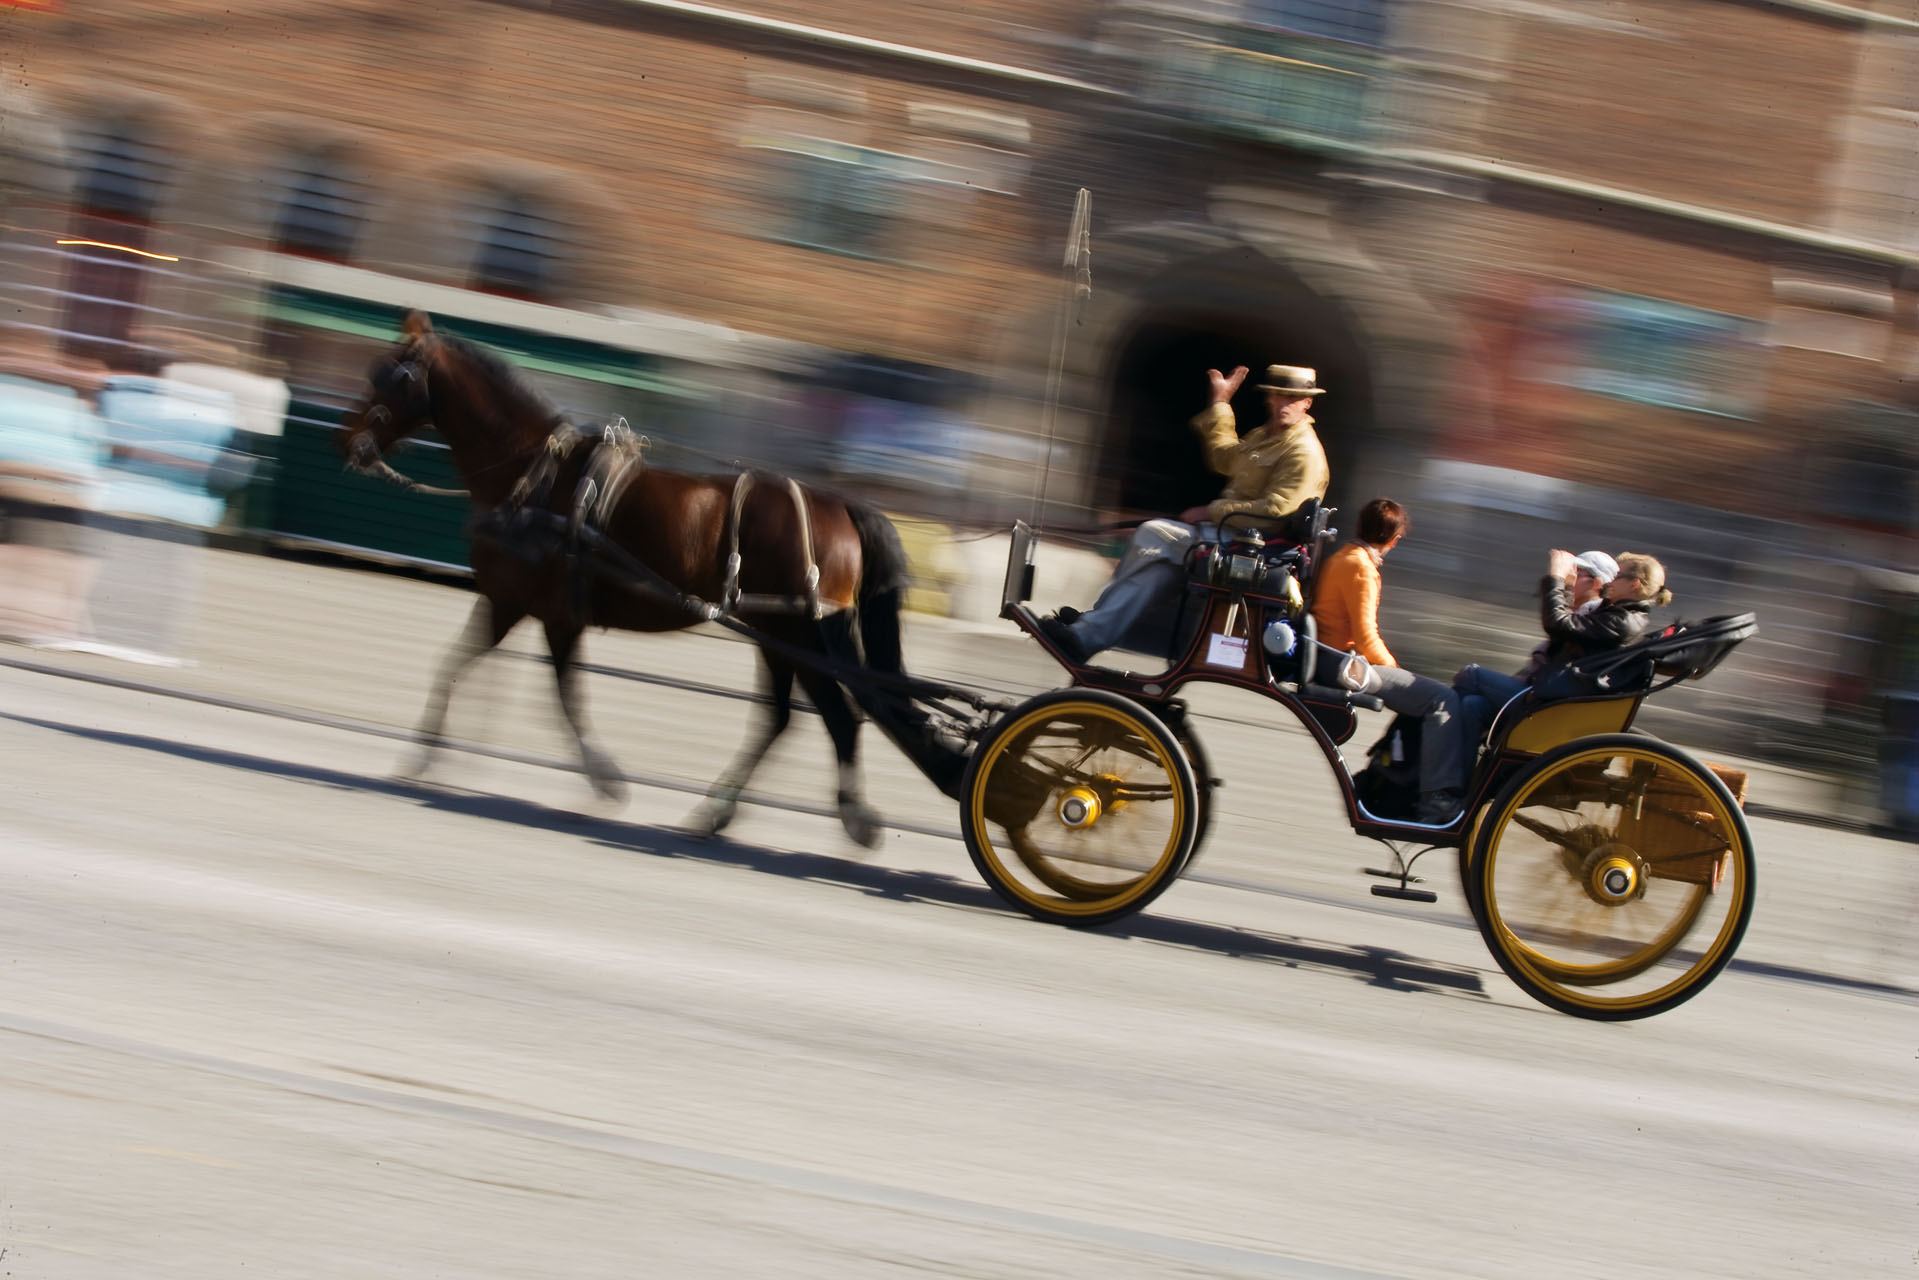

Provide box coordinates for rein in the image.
[346,406,471,498]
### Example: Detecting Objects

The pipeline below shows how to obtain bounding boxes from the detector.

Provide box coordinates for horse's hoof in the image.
[588,773,629,804]
[840,803,884,850]
[685,801,735,840]
[581,750,628,802]
[396,748,435,781]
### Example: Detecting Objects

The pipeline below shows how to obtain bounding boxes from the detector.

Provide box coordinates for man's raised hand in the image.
[1207,366,1250,404]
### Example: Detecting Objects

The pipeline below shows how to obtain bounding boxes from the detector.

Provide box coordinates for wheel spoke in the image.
[1474,738,1754,1018]
[965,694,1197,923]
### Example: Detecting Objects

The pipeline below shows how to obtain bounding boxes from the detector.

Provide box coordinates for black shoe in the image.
[1056,606,1082,624]
[1038,614,1089,665]
[1418,789,1464,825]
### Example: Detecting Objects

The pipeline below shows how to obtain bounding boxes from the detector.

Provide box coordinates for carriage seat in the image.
[1547,612,1759,699]
[1483,613,1759,756]
[1108,507,1334,661]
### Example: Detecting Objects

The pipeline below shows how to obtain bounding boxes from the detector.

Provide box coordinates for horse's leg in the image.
[792,661,883,850]
[543,619,627,802]
[401,595,522,779]
[686,651,795,839]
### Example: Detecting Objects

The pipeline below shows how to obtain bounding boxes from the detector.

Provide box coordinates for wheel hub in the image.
[1582,843,1645,905]
[1056,786,1102,829]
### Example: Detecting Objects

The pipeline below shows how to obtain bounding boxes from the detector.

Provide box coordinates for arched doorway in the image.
[1100,247,1373,522]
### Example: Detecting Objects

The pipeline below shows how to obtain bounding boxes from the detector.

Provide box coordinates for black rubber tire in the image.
[1174,721,1216,866]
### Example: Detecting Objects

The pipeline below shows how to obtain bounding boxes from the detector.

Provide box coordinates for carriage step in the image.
[1370,884,1439,904]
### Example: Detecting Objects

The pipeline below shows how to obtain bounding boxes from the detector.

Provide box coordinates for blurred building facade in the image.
[3,0,1917,811]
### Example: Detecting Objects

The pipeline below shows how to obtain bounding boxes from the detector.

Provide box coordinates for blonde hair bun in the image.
[1615,553,1672,606]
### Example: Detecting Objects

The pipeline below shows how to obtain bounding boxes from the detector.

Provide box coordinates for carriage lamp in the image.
[1216,545,1267,589]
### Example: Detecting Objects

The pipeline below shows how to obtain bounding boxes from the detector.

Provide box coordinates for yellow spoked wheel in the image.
[962,689,1199,927]
[1468,734,1755,1020]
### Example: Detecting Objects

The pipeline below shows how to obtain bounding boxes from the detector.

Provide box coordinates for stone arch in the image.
[964,213,1460,529]
[1096,242,1377,519]
[1041,218,1457,529]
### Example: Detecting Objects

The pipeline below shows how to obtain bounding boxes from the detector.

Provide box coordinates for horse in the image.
[338,310,950,846]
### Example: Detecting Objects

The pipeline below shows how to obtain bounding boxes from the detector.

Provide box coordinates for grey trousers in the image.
[1365,664,1469,813]
[1070,518,1208,655]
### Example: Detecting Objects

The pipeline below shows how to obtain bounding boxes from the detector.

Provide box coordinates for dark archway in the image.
[1100,246,1374,525]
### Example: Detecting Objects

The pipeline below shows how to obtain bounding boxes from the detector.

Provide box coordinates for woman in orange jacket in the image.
[1311,498,1467,824]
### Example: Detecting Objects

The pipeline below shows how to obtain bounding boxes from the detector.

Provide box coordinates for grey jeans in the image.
[1364,663,1469,809]
[1069,518,1210,656]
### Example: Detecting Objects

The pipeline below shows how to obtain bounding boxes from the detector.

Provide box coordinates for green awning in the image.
[262,287,698,397]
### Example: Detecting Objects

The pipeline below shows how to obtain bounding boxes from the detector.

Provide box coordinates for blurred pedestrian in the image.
[1040,363,1329,663]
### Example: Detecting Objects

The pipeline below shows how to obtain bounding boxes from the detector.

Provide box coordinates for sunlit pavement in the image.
[0,537,1913,1277]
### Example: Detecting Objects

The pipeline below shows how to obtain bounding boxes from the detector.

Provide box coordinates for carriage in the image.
[967,513,1757,1022]
[344,313,1758,1023]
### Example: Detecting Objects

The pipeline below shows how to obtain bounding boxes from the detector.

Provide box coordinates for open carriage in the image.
[963,511,1759,1021]
[344,318,1757,1023]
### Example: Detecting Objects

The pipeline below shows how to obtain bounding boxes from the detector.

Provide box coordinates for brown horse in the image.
[339,310,941,845]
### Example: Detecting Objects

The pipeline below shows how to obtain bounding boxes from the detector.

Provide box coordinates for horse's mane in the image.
[436,332,558,424]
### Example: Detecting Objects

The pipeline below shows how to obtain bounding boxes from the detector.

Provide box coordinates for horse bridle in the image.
[346,355,471,498]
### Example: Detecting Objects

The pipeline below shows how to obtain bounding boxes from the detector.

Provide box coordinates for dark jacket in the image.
[1524,577,1652,683]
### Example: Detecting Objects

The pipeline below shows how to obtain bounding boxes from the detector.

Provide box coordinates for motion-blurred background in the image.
[0,0,1914,829]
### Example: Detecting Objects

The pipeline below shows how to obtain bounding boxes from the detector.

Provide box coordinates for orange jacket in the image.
[1311,542,1395,668]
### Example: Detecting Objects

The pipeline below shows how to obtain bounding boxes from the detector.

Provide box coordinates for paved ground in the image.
[4,529,1910,997]
[2,531,1915,1277]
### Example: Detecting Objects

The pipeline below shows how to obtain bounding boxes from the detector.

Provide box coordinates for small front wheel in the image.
[1469,734,1755,1020]
[962,689,1199,927]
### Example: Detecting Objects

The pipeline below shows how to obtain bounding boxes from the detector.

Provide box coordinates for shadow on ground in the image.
[15,709,1912,1006]
[11,709,1506,1007]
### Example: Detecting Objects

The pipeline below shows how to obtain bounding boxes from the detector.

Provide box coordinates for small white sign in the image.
[1205,633,1248,668]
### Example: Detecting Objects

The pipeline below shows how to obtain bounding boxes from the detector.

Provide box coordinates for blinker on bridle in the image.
[345,355,471,498]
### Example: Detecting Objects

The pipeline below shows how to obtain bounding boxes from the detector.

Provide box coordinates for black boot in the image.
[1418,789,1464,825]
[1038,614,1088,664]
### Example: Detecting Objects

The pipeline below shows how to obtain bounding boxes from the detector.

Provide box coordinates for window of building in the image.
[1243,0,1388,47]
[750,140,922,261]
[59,119,171,366]
[1518,287,1767,420]
[1142,0,1387,145]
[1828,33,1919,252]
[273,152,365,262]
[469,192,565,301]
[741,74,958,264]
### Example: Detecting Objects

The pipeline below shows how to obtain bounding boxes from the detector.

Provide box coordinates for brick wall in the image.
[20,0,1079,376]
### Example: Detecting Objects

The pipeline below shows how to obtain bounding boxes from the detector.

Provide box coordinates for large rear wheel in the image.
[962,689,1199,927]
[1468,734,1754,1020]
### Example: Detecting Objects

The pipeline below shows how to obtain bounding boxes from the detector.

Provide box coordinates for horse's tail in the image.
[846,500,911,676]
[841,501,968,799]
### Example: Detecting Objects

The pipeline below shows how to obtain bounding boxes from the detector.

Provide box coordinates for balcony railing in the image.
[1141,27,1379,149]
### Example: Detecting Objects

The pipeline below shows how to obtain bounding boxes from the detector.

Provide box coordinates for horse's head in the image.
[340,309,437,470]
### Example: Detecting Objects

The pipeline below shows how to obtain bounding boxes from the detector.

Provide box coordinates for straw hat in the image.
[1255,365,1327,396]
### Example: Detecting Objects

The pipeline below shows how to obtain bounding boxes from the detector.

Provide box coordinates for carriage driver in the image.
[1040,363,1331,664]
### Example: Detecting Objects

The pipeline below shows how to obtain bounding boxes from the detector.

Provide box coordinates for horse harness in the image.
[490,417,828,624]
